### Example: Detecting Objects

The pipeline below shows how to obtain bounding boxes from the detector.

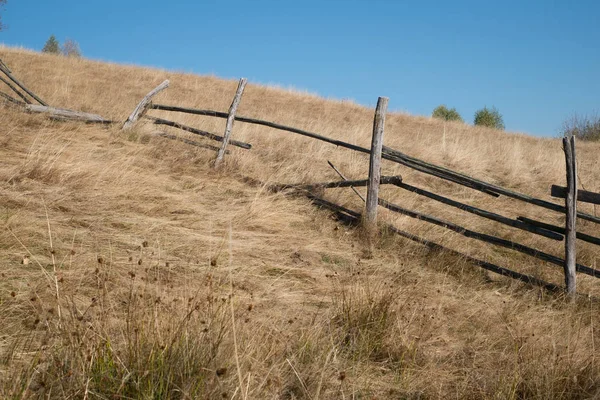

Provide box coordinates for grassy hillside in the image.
[1,46,599,399]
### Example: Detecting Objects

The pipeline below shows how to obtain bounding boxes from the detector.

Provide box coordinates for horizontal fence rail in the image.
[376,197,600,278]
[393,181,564,241]
[148,116,252,149]
[551,185,600,205]
[518,216,600,247]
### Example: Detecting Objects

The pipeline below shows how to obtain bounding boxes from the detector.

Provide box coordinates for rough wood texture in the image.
[365,97,388,229]
[563,136,577,295]
[148,117,252,149]
[154,132,228,153]
[122,80,169,130]
[376,197,600,278]
[215,78,247,166]
[551,185,600,205]
[0,74,31,104]
[0,62,47,106]
[25,104,112,123]
[517,216,600,246]
[149,102,600,224]
[394,181,563,241]
[270,175,402,192]
[0,90,25,105]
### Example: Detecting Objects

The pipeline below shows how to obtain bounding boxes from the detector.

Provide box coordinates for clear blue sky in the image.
[1,0,599,137]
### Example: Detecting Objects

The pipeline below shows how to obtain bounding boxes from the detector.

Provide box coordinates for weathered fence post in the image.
[563,134,577,297]
[364,96,389,231]
[122,79,170,130]
[215,78,247,167]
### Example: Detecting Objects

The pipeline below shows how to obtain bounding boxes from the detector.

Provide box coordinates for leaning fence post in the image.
[215,78,247,167]
[122,79,170,130]
[563,134,577,297]
[364,96,389,231]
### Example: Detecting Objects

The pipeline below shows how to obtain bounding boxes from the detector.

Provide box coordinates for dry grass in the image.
[0,46,599,398]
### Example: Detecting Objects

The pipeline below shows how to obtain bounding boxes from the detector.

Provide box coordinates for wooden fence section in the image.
[1,59,598,296]
[144,84,600,297]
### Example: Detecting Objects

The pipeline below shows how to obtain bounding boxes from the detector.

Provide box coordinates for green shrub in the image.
[432,105,463,122]
[42,35,60,54]
[474,106,505,130]
[560,113,600,141]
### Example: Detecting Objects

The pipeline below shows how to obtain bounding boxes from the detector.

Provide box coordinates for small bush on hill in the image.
[432,105,463,122]
[560,113,600,141]
[62,39,81,57]
[42,35,60,54]
[474,106,505,130]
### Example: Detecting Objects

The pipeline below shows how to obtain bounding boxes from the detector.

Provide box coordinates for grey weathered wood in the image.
[365,97,388,230]
[0,74,32,104]
[394,181,563,241]
[154,132,229,153]
[517,216,600,246]
[270,175,402,192]
[147,116,252,149]
[122,79,169,130]
[25,104,112,123]
[551,185,600,205]
[563,136,577,295]
[215,78,247,166]
[327,160,366,201]
[376,196,600,279]
[0,91,25,105]
[0,63,47,106]
[149,102,600,224]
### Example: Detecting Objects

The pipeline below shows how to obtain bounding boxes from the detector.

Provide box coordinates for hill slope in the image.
[1,47,599,399]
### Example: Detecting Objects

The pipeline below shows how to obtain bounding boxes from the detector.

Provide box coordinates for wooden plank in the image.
[381,146,600,224]
[122,80,170,130]
[147,116,252,149]
[376,197,600,279]
[154,132,229,153]
[394,181,563,241]
[215,78,247,166]
[517,216,600,246]
[25,104,112,124]
[365,97,388,230]
[551,185,600,205]
[270,175,402,192]
[0,63,47,106]
[0,90,25,105]
[0,74,31,104]
[563,136,577,295]
[149,103,600,224]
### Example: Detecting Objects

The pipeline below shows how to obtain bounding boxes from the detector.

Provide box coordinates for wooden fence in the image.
[1,60,599,297]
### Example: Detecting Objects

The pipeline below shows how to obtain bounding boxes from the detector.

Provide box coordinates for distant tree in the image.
[62,38,81,57]
[474,106,505,130]
[432,105,463,122]
[560,113,600,141]
[0,0,7,32]
[42,35,60,54]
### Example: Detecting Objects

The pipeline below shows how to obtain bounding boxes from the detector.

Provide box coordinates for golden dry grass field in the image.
[1,46,600,399]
